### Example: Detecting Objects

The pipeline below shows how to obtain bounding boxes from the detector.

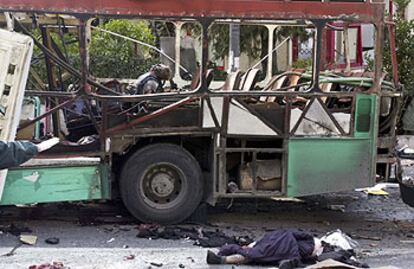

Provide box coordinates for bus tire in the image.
[120,143,204,224]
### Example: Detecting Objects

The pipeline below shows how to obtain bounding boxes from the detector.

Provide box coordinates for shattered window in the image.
[292,98,343,136]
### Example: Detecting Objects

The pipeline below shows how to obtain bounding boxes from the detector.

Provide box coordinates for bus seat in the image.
[192,69,214,90]
[205,69,214,88]
[222,70,242,91]
[320,83,333,102]
[261,74,289,103]
[239,68,260,91]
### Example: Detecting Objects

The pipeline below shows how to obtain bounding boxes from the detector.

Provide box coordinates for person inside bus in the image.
[0,138,59,169]
[131,64,177,95]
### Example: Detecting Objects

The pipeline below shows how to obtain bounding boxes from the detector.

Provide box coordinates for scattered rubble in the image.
[20,234,37,245]
[45,237,59,245]
[123,254,135,261]
[136,224,252,248]
[327,205,346,212]
[1,243,22,257]
[0,223,32,236]
[28,262,67,269]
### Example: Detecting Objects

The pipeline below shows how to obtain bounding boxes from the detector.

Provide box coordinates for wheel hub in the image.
[141,163,186,209]
[151,173,174,197]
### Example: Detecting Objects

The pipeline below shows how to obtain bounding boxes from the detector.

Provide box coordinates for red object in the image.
[292,36,299,63]
[0,0,382,21]
[325,23,363,69]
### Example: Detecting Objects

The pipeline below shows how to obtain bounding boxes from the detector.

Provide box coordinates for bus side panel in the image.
[287,94,378,197]
[0,164,110,205]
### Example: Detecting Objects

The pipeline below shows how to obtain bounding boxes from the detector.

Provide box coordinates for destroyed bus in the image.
[0,0,406,224]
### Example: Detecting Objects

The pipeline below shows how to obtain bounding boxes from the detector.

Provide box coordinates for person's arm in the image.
[0,138,59,170]
[0,141,38,169]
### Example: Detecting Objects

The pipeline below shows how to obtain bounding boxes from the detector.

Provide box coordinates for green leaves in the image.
[89,19,158,78]
[384,18,414,95]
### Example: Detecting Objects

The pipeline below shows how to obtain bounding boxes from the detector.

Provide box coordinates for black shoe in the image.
[206,250,224,264]
[278,258,299,269]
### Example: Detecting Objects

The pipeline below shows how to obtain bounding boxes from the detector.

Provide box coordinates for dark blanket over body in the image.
[218,229,315,264]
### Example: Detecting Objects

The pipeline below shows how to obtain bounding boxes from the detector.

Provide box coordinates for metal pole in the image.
[40,26,60,136]
[309,20,326,92]
[228,24,240,72]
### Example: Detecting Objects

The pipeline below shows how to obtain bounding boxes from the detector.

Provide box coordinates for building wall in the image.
[406,1,414,20]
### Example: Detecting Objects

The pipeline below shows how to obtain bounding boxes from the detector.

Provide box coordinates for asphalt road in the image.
[0,185,413,269]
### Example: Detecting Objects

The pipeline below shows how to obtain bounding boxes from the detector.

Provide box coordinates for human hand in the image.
[36,137,60,152]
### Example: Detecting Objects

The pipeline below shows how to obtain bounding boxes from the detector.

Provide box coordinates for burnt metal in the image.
[17,97,77,131]
[78,17,89,94]
[83,97,100,135]
[220,148,284,153]
[105,97,197,135]
[205,96,220,129]
[316,97,346,136]
[251,151,257,191]
[200,19,213,92]
[0,0,383,23]
[309,20,327,92]
[109,127,216,138]
[386,0,399,87]
[91,88,370,103]
[1,0,397,202]
[289,97,317,135]
[14,18,121,96]
[40,26,60,136]
[218,97,230,194]
[25,91,76,98]
[373,20,385,93]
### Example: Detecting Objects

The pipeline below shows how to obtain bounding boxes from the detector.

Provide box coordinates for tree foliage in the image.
[383,3,414,94]
[30,19,158,84]
[90,19,158,78]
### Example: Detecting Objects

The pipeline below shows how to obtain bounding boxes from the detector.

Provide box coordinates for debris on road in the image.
[355,184,392,196]
[107,237,115,243]
[305,259,358,269]
[149,262,163,267]
[123,254,135,261]
[20,234,37,245]
[351,234,382,241]
[136,224,252,248]
[1,243,22,257]
[186,257,195,263]
[28,261,67,269]
[45,237,60,245]
[0,223,32,236]
[321,230,359,250]
[327,205,346,212]
[400,240,414,244]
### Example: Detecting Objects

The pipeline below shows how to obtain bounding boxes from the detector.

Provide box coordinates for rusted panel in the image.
[17,97,77,131]
[105,96,197,134]
[0,0,383,22]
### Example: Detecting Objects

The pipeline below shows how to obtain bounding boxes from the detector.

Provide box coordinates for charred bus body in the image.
[0,0,405,223]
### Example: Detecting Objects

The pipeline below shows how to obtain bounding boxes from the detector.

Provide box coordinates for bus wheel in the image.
[120,143,203,224]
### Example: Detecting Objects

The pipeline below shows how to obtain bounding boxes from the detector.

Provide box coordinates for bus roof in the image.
[0,0,384,23]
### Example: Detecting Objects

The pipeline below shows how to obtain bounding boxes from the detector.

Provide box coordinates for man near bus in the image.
[132,64,176,94]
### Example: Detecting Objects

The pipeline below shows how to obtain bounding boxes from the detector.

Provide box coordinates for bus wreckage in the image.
[0,0,408,223]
